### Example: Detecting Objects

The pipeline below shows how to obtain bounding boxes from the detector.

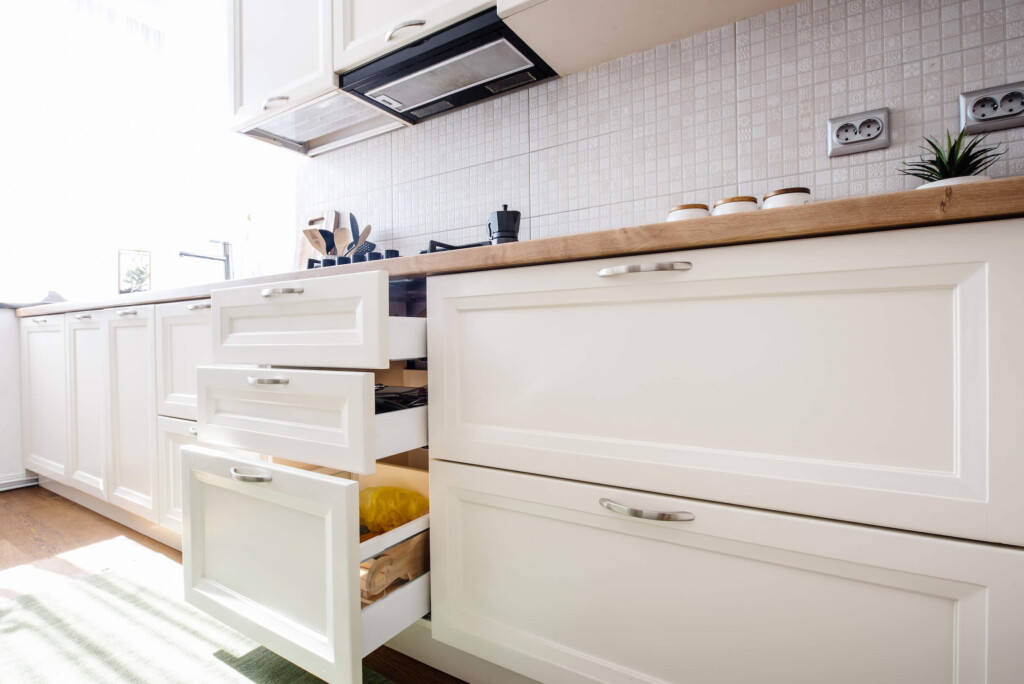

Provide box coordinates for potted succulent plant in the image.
[900,129,1003,189]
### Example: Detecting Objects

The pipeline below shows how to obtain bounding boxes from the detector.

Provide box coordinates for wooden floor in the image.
[0,485,464,684]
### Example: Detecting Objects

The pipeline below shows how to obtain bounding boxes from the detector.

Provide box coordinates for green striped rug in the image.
[0,536,392,683]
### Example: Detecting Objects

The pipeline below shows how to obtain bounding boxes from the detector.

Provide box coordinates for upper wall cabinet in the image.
[333,0,492,73]
[229,0,336,129]
[498,0,794,75]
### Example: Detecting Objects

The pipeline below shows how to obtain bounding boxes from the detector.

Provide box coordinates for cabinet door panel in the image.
[20,316,68,481]
[107,306,157,521]
[334,0,491,72]
[430,460,1024,684]
[428,221,1024,545]
[230,0,336,128]
[67,313,108,498]
[156,301,212,421]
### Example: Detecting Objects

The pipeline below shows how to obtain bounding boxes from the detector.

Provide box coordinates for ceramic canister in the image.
[666,204,710,221]
[762,187,812,209]
[712,196,759,216]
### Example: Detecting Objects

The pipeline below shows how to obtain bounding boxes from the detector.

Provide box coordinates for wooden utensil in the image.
[359,532,428,601]
[344,224,374,257]
[308,211,340,254]
[303,228,328,254]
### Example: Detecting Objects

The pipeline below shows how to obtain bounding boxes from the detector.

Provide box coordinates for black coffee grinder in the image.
[486,204,521,244]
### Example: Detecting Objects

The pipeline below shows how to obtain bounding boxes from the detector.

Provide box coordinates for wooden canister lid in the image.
[763,187,811,200]
[670,204,709,211]
[713,196,758,208]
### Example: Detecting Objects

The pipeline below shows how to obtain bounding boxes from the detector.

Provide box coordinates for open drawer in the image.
[211,271,425,369]
[181,445,430,684]
[196,365,427,474]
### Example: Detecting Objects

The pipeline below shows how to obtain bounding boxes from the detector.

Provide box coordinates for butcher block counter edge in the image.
[18,175,1024,317]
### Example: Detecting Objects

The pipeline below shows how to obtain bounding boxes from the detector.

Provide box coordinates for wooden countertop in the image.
[18,175,1024,317]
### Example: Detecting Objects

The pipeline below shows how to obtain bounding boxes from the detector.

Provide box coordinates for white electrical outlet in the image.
[960,81,1024,134]
[826,108,891,157]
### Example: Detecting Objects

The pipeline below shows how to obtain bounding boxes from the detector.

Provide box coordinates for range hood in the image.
[342,9,556,123]
[242,9,553,156]
[240,88,408,157]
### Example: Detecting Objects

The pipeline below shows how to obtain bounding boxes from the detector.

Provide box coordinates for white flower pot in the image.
[915,175,991,189]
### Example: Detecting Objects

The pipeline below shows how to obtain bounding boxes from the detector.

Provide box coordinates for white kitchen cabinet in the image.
[427,220,1024,546]
[430,459,1024,684]
[197,365,426,472]
[333,0,491,73]
[499,0,792,75]
[19,315,69,482]
[229,0,336,129]
[211,271,425,369]
[66,310,109,499]
[106,306,158,522]
[181,445,430,684]
[156,300,212,421]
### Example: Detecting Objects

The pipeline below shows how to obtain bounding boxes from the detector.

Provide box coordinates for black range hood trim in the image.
[340,8,556,124]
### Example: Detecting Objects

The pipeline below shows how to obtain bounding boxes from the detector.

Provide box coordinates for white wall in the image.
[296,0,1024,256]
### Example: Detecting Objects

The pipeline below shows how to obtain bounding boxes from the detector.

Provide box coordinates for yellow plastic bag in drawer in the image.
[359,487,429,533]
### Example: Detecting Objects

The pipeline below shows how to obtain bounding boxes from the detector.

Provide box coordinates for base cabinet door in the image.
[156,300,212,421]
[181,445,430,684]
[430,460,1024,684]
[107,306,158,522]
[66,311,109,499]
[20,315,69,481]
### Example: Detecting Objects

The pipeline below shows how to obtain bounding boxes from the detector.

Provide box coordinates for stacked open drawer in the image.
[180,271,429,684]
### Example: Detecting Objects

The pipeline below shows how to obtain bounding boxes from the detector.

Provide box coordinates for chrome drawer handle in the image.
[117,310,138,316]
[385,19,426,42]
[231,467,272,483]
[260,287,304,297]
[74,313,92,320]
[247,376,289,385]
[186,302,211,310]
[599,498,695,522]
[188,427,198,435]
[261,95,289,111]
[32,318,48,324]
[597,262,692,277]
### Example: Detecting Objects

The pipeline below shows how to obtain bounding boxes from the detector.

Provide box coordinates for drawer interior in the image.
[270,449,431,608]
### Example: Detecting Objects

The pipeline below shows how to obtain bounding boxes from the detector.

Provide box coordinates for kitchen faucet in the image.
[179,240,233,280]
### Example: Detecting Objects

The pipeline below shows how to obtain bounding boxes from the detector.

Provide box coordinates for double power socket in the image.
[826,80,1024,158]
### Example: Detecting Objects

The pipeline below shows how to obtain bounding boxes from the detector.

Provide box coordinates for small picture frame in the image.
[118,249,151,294]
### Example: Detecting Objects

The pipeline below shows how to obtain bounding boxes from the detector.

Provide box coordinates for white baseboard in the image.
[0,472,38,492]
[387,620,537,684]
[38,477,182,552]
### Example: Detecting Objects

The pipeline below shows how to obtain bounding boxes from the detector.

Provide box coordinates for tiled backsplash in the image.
[296,0,1024,255]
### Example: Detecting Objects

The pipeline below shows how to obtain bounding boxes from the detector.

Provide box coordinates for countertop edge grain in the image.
[17,176,1024,317]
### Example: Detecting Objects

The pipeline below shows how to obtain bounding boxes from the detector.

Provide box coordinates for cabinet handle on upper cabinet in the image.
[247,376,289,385]
[188,427,198,435]
[186,302,211,310]
[261,95,289,110]
[74,313,92,320]
[117,310,138,316]
[230,467,272,483]
[596,262,693,277]
[260,287,304,297]
[599,498,695,522]
[385,19,426,42]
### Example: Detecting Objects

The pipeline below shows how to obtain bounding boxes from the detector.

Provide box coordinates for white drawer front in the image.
[197,365,427,474]
[211,271,425,369]
[156,300,212,421]
[181,446,430,684]
[431,460,1024,684]
[428,220,1024,545]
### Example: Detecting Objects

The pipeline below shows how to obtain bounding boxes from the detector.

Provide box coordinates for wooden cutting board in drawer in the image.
[196,365,427,474]
[210,270,425,369]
